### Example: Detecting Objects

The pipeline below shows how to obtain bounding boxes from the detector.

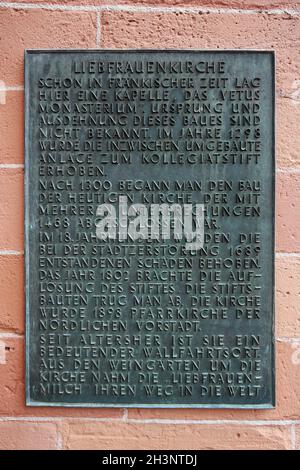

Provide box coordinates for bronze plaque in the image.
[25,50,275,407]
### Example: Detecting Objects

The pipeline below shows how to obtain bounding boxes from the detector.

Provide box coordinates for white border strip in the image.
[277,337,300,343]
[275,252,300,257]
[0,86,24,91]
[0,164,24,169]
[0,2,299,15]
[0,416,299,425]
[96,11,101,46]
[125,418,300,425]
[0,332,23,339]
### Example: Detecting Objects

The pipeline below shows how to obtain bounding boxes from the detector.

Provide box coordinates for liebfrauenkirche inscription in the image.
[25,50,275,407]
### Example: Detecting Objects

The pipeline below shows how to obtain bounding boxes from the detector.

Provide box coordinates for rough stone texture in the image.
[277,96,300,168]
[62,420,292,450]
[275,341,300,420]
[0,169,24,251]
[276,256,300,337]
[276,172,300,252]
[101,11,300,95]
[0,256,24,333]
[0,91,24,165]
[0,8,97,86]
[0,421,58,450]
[0,337,123,418]
[101,10,299,51]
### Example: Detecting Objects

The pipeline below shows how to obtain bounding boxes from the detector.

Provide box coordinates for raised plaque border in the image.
[25,49,275,408]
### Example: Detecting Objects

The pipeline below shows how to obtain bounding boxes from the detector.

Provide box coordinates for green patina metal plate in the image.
[25,50,275,407]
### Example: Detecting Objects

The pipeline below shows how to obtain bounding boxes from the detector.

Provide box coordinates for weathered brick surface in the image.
[277,96,300,168]
[0,337,123,418]
[276,172,300,252]
[0,8,97,86]
[0,420,58,450]
[0,255,24,333]
[0,1,299,451]
[101,10,300,51]
[0,91,24,164]
[276,256,300,337]
[62,420,292,450]
[101,11,300,99]
[0,169,24,251]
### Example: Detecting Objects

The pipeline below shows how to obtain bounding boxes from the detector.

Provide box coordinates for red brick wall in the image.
[0,0,299,450]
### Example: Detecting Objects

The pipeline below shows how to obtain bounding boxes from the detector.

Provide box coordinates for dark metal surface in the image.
[25,50,275,407]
